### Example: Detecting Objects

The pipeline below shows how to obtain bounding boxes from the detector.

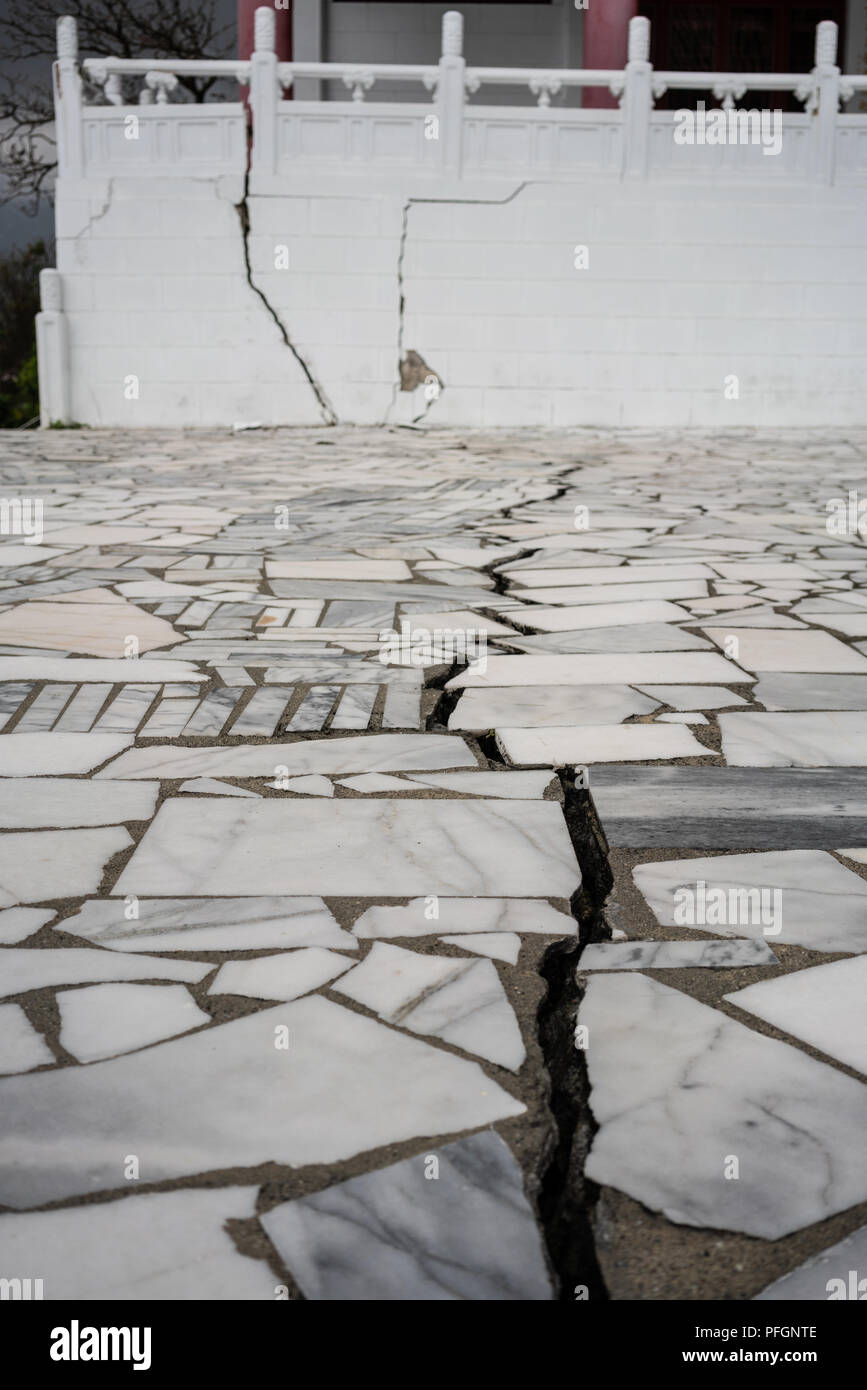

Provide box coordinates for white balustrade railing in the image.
[54,9,867,185]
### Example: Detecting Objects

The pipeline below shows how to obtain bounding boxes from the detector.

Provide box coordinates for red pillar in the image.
[237,0,292,62]
[583,0,638,109]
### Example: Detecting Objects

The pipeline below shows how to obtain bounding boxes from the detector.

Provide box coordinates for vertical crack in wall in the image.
[235,175,338,426]
[384,183,530,426]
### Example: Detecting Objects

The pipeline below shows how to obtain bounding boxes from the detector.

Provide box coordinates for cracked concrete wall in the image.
[53,171,867,427]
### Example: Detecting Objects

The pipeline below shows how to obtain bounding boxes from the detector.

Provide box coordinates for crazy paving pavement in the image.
[0,425,866,1302]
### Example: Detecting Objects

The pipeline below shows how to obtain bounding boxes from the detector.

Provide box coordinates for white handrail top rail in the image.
[82,57,250,77]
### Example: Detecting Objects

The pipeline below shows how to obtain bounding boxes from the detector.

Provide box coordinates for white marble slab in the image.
[703,628,867,673]
[0,658,204,683]
[58,982,210,1062]
[497,723,704,766]
[179,778,261,797]
[657,711,709,724]
[334,942,525,1071]
[504,562,713,588]
[113,799,580,898]
[0,946,209,995]
[506,580,710,607]
[0,1002,54,1073]
[754,1225,867,1301]
[0,779,158,828]
[580,972,867,1238]
[267,559,412,581]
[633,850,867,952]
[0,733,133,775]
[0,826,132,906]
[448,685,658,730]
[403,771,555,798]
[448,652,750,689]
[578,939,778,970]
[719,711,867,766]
[57,896,354,953]
[354,898,575,938]
[637,685,749,710]
[0,598,180,657]
[0,907,56,944]
[725,956,867,1077]
[751,674,867,709]
[268,774,335,795]
[97,734,478,780]
[0,996,524,1207]
[209,948,354,1001]
[261,1129,552,1301]
[440,932,521,963]
[0,1186,277,1299]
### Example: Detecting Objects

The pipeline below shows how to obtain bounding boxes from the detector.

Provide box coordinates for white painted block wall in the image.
[55,169,867,428]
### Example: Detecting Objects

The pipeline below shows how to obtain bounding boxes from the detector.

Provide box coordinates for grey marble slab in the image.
[578,939,778,970]
[752,674,867,710]
[230,688,292,736]
[182,687,245,736]
[261,1130,553,1300]
[14,683,75,730]
[52,683,112,732]
[586,766,867,848]
[330,685,377,730]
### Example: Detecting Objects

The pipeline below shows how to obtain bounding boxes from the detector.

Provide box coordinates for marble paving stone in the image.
[657,711,708,724]
[0,1002,54,1073]
[449,684,659,730]
[507,600,691,632]
[505,625,713,653]
[260,1129,552,1301]
[636,685,749,710]
[113,799,579,898]
[334,942,525,1071]
[507,580,710,607]
[0,1187,277,1300]
[52,683,112,731]
[440,932,521,963]
[98,734,478,779]
[93,685,160,731]
[703,628,867,674]
[230,688,292,736]
[0,907,56,944]
[138,698,200,738]
[0,658,204,685]
[0,996,525,1208]
[0,826,132,906]
[0,779,158,828]
[181,688,245,736]
[329,685,377,730]
[285,687,340,732]
[725,956,867,1076]
[633,850,867,953]
[504,562,714,587]
[57,896,355,953]
[0,598,180,658]
[404,771,555,798]
[498,723,704,766]
[719,711,867,766]
[587,766,867,849]
[13,683,75,730]
[838,846,867,862]
[337,773,409,792]
[271,774,335,795]
[448,652,750,689]
[209,948,354,1001]
[381,685,422,728]
[751,674,867,710]
[754,1225,867,1301]
[354,898,576,938]
[179,777,261,797]
[580,973,867,1239]
[578,939,778,970]
[58,982,210,1062]
[267,559,413,581]
[0,946,209,995]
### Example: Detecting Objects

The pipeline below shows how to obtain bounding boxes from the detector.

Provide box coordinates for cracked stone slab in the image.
[725,955,867,1077]
[353,897,576,938]
[113,799,579,898]
[96,734,478,779]
[261,1130,552,1301]
[56,896,354,953]
[754,1225,867,1301]
[578,939,778,970]
[632,850,867,952]
[580,972,867,1239]
[0,996,524,1208]
[57,982,210,1062]
[0,1187,276,1300]
[334,942,525,1071]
